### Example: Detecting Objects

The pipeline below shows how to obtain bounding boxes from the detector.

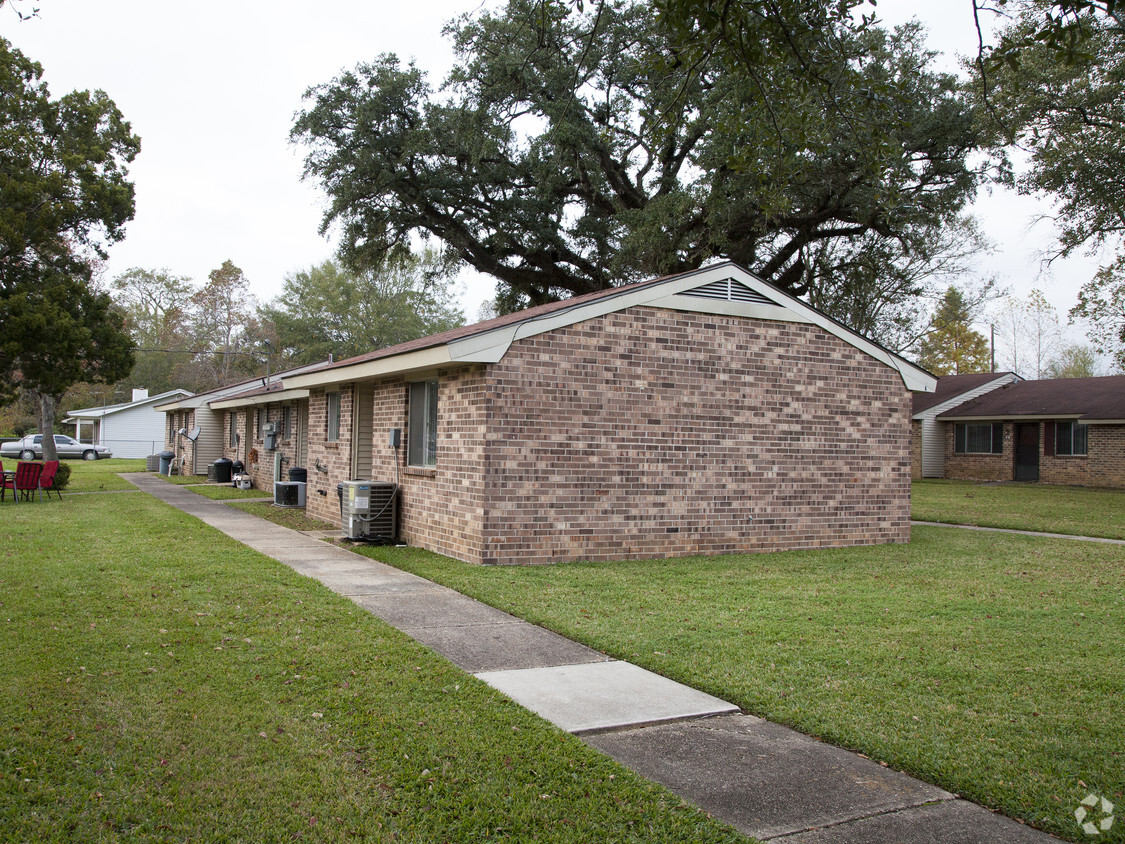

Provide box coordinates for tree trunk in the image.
[35,392,59,461]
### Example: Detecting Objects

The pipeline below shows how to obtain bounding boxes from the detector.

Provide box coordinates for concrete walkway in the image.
[913,519,1125,546]
[125,474,1058,843]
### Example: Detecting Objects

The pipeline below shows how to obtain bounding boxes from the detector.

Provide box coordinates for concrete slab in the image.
[475,661,739,734]
[781,798,1058,843]
[350,589,519,626]
[399,620,610,673]
[583,714,954,841]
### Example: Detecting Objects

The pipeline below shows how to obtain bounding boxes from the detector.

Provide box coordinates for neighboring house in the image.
[936,375,1125,487]
[278,262,934,565]
[911,372,1019,479]
[154,361,331,476]
[64,388,193,459]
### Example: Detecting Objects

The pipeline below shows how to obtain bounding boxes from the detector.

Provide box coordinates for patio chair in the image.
[38,460,61,501]
[2,461,43,503]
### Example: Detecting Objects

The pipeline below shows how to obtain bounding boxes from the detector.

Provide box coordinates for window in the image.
[255,409,263,439]
[169,414,175,443]
[282,405,291,439]
[326,392,341,442]
[1056,421,1088,456]
[229,412,237,447]
[408,380,438,467]
[954,422,1004,454]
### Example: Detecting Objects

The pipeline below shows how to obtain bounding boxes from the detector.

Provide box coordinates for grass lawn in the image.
[358,529,1125,842]
[912,479,1125,540]
[186,484,274,501]
[229,500,337,532]
[155,472,210,486]
[0,492,746,843]
[4,495,756,844]
[54,458,146,493]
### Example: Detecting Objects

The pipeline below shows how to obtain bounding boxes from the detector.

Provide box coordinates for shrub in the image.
[53,462,72,491]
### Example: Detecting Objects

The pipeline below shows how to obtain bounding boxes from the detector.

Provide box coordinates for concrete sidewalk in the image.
[125,474,1057,843]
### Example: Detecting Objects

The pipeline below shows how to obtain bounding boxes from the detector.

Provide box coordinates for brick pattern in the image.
[302,306,913,564]
[303,386,355,514]
[910,421,922,480]
[219,401,306,493]
[943,423,1013,482]
[481,308,910,564]
[942,421,1125,487]
[163,409,196,474]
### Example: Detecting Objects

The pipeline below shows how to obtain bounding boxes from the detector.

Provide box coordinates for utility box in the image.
[338,480,397,541]
[264,432,278,451]
[274,481,306,508]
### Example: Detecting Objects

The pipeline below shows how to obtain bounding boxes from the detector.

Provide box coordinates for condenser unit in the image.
[274,481,306,508]
[338,480,398,541]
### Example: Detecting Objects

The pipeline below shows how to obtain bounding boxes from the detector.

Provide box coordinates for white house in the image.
[65,388,195,459]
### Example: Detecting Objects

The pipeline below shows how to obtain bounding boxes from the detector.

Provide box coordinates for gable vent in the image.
[680,277,775,305]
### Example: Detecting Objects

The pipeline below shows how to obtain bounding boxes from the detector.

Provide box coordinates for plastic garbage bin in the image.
[288,467,307,483]
[158,450,175,476]
[232,460,245,475]
[212,458,233,484]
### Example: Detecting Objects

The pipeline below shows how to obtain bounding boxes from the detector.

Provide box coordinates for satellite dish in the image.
[186,426,201,442]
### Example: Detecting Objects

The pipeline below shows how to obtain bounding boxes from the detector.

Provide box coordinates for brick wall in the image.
[164,409,196,474]
[479,307,911,564]
[305,385,355,521]
[942,422,1125,488]
[910,421,922,480]
[943,422,1013,481]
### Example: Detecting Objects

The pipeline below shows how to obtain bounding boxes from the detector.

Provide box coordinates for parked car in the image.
[0,434,112,461]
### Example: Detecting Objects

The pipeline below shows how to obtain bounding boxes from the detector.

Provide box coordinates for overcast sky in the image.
[3,0,1105,354]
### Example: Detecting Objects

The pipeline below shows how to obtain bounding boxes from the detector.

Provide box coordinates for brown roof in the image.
[938,375,1125,420]
[912,372,1013,415]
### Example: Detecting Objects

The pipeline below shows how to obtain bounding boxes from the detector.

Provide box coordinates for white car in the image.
[0,434,113,461]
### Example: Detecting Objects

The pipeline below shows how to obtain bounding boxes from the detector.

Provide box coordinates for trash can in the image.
[212,458,233,484]
[288,467,307,483]
[232,460,245,475]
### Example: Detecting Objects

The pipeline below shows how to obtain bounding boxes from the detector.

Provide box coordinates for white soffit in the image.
[209,388,311,410]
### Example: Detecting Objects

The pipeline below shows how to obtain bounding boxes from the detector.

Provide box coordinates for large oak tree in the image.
[293,0,983,318]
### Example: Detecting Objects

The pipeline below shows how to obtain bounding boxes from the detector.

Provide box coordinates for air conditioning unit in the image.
[274,481,306,508]
[338,480,397,541]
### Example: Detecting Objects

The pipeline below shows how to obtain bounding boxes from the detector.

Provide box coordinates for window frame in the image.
[407,379,439,468]
[228,412,237,448]
[1055,421,1088,456]
[326,391,341,442]
[954,422,1004,455]
[282,405,291,439]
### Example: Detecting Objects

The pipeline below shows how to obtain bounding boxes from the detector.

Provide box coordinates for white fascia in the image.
[209,388,311,410]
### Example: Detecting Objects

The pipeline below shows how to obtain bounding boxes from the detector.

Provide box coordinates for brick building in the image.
[277,263,933,565]
[936,375,1125,488]
[910,372,1019,480]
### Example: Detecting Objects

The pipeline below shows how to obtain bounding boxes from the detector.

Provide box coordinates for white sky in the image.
[3,0,1106,358]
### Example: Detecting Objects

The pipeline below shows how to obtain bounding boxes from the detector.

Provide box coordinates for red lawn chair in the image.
[38,460,61,501]
[3,462,43,503]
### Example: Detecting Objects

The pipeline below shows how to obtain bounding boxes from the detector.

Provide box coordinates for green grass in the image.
[155,472,211,486]
[912,479,1125,540]
[186,484,274,501]
[0,493,748,843]
[229,501,337,532]
[51,458,146,492]
[357,531,1125,842]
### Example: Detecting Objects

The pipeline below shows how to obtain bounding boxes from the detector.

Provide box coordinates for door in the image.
[1014,423,1040,481]
[296,400,309,468]
[352,382,374,480]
